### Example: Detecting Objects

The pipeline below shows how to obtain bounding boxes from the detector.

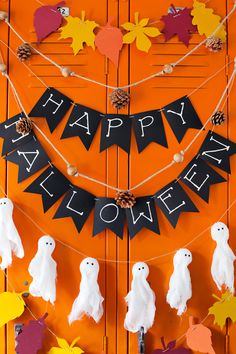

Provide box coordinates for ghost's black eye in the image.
[91,263,94,266]
[185,254,187,256]
[46,242,48,245]
[188,255,191,257]
[4,202,6,204]
[138,268,141,270]
[50,243,52,245]
[222,227,224,230]
[87,262,89,264]
[142,267,144,269]
[218,228,220,231]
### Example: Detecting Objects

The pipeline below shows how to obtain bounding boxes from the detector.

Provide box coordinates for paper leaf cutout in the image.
[186,316,216,354]
[161,5,197,46]
[34,1,65,42]
[0,291,25,327]
[48,336,84,354]
[152,337,191,353]
[191,0,226,42]
[208,291,236,329]
[16,313,48,354]
[59,11,98,55]
[95,18,123,66]
[122,12,161,52]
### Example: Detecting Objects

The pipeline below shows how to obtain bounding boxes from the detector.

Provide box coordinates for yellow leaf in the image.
[191,0,226,42]
[121,12,161,52]
[0,291,25,328]
[208,291,236,329]
[48,337,84,354]
[59,11,98,55]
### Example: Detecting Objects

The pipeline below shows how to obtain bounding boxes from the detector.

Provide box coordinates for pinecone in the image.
[206,36,223,52]
[211,111,226,126]
[115,191,136,208]
[110,89,130,110]
[16,43,32,61]
[16,117,33,135]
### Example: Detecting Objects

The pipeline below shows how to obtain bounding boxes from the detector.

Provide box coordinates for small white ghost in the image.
[68,257,104,324]
[124,262,156,334]
[0,198,24,270]
[28,235,57,304]
[211,222,236,293]
[166,248,192,316]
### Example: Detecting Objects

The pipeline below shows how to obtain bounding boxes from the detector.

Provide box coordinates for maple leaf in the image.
[161,5,197,46]
[208,291,236,329]
[59,11,98,55]
[48,336,84,354]
[191,0,226,42]
[122,12,161,52]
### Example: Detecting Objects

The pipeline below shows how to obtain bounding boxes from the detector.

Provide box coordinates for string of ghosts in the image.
[0,197,235,332]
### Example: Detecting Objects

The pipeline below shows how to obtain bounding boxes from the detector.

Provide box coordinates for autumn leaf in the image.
[0,291,25,328]
[59,11,98,55]
[191,0,226,42]
[161,5,197,46]
[122,12,161,52]
[208,291,236,329]
[48,336,84,354]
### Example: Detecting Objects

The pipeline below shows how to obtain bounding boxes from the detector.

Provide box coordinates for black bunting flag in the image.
[24,165,71,212]
[5,138,50,183]
[125,196,160,239]
[132,109,168,152]
[100,114,132,153]
[179,156,226,202]
[54,186,95,233]
[0,113,35,156]
[61,104,103,150]
[155,180,199,227]
[162,96,203,143]
[198,130,236,173]
[93,198,125,238]
[29,88,72,132]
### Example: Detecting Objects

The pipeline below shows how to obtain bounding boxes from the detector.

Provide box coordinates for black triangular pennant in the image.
[126,196,160,239]
[24,165,71,212]
[162,96,203,143]
[179,156,226,202]
[61,104,103,150]
[54,186,95,233]
[5,138,50,183]
[154,180,199,228]
[100,114,132,153]
[132,109,168,152]
[0,113,35,156]
[93,198,125,238]
[198,130,236,173]
[28,88,72,132]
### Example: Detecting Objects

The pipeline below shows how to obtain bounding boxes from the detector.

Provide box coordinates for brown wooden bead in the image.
[163,64,173,74]
[0,63,7,73]
[173,152,184,163]
[61,67,72,77]
[67,165,78,176]
[0,11,8,21]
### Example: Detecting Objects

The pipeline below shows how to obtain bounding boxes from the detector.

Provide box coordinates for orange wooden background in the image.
[0,0,236,353]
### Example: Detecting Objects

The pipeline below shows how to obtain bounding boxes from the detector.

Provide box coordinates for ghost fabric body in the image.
[166,248,192,316]
[0,198,24,270]
[68,257,104,324]
[28,235,57,304]
[211,222,236,293]
[124,262,156,333]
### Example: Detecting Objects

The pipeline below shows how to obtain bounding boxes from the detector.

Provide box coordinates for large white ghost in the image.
[28,235,57,304]
[0,198,24,270]
[68,257,104,324]
[166,248,192,316]
[124,262,156,334]
[211,222,236,293]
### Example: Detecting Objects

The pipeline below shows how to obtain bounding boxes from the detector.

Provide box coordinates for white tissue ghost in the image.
[211,222,236,293]
[124,262,156,333]
[68,257,104,324]
[28,235,57,304]
[167,248,192,316]
[0,198,24,270]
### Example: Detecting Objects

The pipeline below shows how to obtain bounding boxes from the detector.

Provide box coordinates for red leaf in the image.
[95,18,123,67]
[152,336,191,353]
[161,5,197,46]
[34,2,65,42]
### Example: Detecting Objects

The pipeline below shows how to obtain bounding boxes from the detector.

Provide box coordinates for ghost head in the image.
[124,262,156,333]
[0,197,24,270]
[68,257,104,324]
[28,235,57,304]
[174,248,192,268]
[211,222,229,243]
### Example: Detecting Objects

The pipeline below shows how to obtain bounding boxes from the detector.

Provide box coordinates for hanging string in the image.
[2,3,235,90]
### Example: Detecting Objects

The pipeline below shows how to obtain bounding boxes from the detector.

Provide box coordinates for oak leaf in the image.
[48,336,84,354]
